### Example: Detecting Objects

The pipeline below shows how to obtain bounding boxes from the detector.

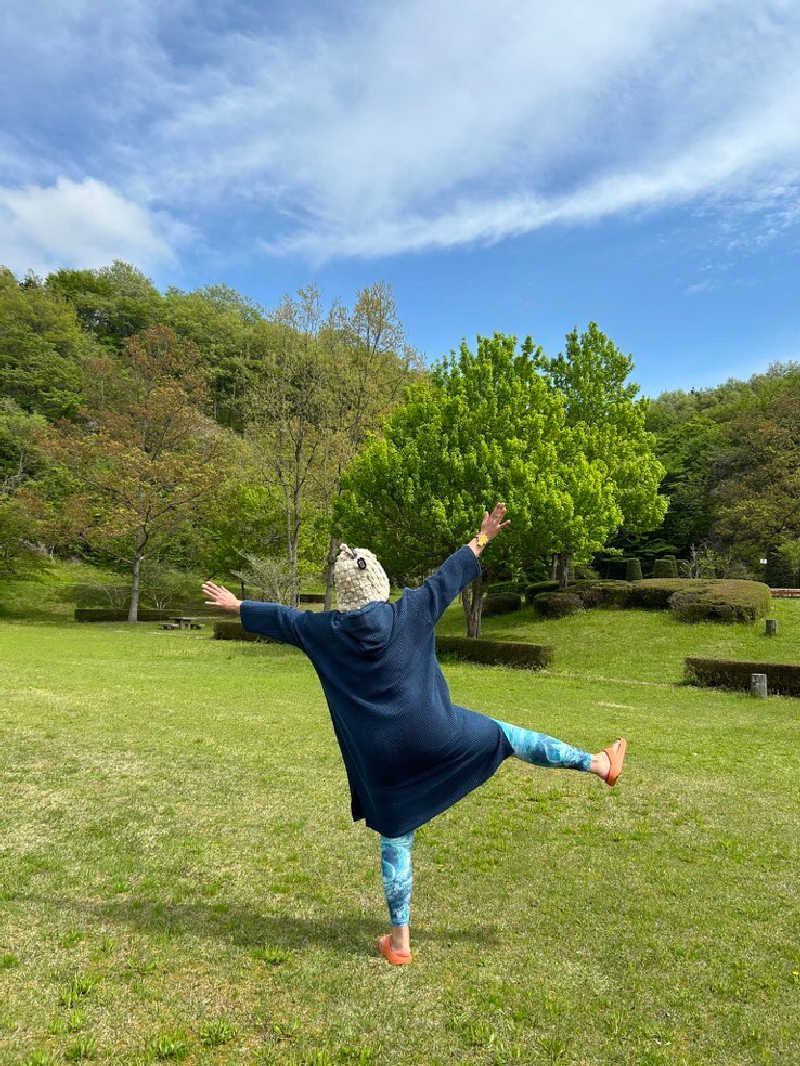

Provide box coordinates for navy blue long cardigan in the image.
[239,544,513,837]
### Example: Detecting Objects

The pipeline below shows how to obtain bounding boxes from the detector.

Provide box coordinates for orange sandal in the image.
[378,934,412,966]
[603,737,627,786]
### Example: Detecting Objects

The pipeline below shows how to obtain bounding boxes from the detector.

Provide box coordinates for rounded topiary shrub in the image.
[482,591,522,616]
[625,557,643,582]
[653,557,679,579]
[525,580,560,602]
[668,582,770,623]
[533,591,583,618]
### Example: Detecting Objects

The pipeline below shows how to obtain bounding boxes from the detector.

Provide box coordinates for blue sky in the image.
[2,0,799,396]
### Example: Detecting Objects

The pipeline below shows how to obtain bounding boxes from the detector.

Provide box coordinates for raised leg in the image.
[492,717,592,771]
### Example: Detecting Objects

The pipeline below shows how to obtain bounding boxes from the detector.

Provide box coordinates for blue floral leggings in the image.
[379,717,592,926]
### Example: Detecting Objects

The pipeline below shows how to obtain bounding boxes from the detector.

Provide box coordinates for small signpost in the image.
[750,672,768,698]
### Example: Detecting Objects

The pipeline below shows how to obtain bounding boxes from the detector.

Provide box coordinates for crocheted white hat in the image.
[334,543,390,611]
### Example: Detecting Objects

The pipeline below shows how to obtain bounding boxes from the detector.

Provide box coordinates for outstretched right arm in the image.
[201,581,306,648]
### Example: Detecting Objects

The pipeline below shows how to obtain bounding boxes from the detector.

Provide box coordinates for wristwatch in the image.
[474,532,489,548]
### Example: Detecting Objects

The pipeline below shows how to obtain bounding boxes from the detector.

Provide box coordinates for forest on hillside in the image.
[1,259,798,612]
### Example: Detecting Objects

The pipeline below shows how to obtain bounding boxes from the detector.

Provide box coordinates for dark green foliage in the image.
[299,593,327,603]
[591,552,628,579]
[572,563,598,580]
[213,619,274,642]
[765,549,798,590]
[524,580,560,601]
[653,557,679,578]
[686,657,800,696]
[532,591,583,617]
[668,582,771,623]
[482,591,522,616]
[625,557,643,581]
[570,581,633,607]
[435,635,553,669]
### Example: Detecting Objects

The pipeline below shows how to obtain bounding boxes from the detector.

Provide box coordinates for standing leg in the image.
[378,831,413,963]
[492,718,625,781]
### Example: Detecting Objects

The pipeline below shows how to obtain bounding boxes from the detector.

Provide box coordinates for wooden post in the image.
[766,619,778,636]
[750,673,768,698]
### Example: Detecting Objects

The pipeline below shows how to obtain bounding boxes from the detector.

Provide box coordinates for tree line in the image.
[3,257,795,633]
[610,363,800,588]
[0,261,421,618]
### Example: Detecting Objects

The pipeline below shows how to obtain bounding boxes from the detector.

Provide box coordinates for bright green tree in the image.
[334,334,620,635]
[539,322,667,583]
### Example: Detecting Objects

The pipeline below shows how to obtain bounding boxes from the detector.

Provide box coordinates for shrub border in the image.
[436,635,553,669]
[685,657,800,697]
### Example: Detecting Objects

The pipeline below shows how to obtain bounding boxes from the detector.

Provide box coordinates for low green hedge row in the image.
[435,636,553,669]
[686,657,800,697]
[213,620,275,642]
[211,620,553,669]
[531,579,771,623]
[75,607,175,622]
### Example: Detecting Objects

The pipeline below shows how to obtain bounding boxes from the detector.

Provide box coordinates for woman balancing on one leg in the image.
[202,503,626,966]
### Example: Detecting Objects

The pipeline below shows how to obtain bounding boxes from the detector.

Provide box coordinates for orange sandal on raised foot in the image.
[603,737,627,787]
[378,934,412,966]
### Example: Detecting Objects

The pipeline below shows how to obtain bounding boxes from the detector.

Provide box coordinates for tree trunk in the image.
[556,552,572,590]
[549,553,558,581]
[324,534,339,609]
[128,541,146,622]
[460,573,487,638]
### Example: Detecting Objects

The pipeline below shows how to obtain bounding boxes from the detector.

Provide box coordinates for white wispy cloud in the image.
[0,177,192,277]
[1,0,799,265]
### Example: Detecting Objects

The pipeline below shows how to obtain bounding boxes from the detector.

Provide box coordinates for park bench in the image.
[160,617,205,631]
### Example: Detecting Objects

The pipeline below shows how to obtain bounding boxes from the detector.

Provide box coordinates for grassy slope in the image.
[1,566,799,1065]
[437,598,800,684]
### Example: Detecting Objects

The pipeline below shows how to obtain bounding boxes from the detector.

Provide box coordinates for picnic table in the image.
[160,617,205,631]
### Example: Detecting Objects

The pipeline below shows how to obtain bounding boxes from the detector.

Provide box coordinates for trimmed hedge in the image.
[436,635,553,669]
[625,557,643,582]
[669,583,771,623]
[625,579,771,621]
[75,607,175,622]
[524,580,560,601]
[628,579,687,608]
[686,657,800,697]
[213,620,275,642]
[532,592,583,618]
[653,557,679,578]
[483,591,522,616]
[570,580,633,608]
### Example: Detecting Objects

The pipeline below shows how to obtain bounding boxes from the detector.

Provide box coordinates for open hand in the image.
[480,502,511,541]
[201,580,241,613]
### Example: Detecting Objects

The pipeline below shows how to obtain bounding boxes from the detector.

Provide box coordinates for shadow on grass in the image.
[18,894,500,958]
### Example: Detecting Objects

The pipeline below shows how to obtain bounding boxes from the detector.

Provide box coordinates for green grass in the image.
[1,570,799,1065]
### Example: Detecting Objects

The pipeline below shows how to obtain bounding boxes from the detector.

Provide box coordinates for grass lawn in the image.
[1,568,799,1065]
